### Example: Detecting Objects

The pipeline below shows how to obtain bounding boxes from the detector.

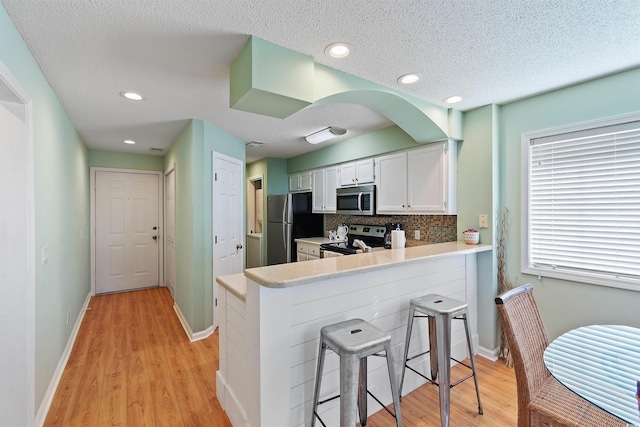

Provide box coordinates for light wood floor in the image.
[45,287,517,426]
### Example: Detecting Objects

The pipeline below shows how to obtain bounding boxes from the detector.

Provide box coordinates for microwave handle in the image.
[358,192,363,212]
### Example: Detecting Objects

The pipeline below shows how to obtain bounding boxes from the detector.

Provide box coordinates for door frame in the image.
[0,59,35,426]
[164,163,176,298]
[212,151,244,330]
[90,167,164,295]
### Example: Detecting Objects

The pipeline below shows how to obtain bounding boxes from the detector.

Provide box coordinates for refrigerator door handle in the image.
[282,196,288,223]
[358,192,363,212]
[285,224,292,262]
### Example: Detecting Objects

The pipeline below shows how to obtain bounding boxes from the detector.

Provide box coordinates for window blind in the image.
[528,119,640,284]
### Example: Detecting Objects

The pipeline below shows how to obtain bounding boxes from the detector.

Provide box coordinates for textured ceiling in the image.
[2,0,639,163]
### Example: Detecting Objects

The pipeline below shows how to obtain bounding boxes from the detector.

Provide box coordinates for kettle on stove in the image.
[384,223,402,249]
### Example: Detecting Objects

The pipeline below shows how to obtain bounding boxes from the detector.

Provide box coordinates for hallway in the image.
[44,288,231,426]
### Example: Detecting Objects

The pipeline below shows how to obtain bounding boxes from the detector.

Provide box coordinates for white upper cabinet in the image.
[339,158,375,186]
[312,166,338,213]
[289,171,312,192]
[376,151,408,212]
[376,140,457,215]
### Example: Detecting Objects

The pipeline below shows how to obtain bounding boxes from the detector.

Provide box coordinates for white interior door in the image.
[95,170,160,294]
[164,167,176,299]
[0,63,35,427]
[213,152,243,329]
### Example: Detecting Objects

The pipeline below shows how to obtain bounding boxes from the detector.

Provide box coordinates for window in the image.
[521,113,640,291]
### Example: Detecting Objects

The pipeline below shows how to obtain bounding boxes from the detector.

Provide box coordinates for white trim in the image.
[521,111,640,291]
[90,167,164,295]
[477,346,500,362]
[173,303,215,342]
[0,59,35,427]
[35,292,91,427]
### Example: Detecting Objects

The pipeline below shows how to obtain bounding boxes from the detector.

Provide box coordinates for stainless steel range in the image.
[320,224,387,257]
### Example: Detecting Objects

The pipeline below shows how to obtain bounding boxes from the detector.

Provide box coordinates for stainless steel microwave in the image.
[336,185,375,215]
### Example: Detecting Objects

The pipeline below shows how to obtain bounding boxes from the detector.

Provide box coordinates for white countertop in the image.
[216,273,247,301]
[216,242,492,295]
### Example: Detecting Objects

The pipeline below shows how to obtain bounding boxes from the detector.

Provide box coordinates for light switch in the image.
[479,214,489,229]
[42,245,49,265]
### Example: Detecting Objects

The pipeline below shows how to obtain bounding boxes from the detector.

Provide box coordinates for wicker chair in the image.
[495,284,625,427]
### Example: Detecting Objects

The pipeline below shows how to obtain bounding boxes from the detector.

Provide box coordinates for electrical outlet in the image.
[66,309,70,325]
[414,230,420,240]
[479,214,489,228]
[42,245,49,265]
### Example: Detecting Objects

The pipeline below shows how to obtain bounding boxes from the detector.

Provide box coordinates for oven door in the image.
[336,185,375,215]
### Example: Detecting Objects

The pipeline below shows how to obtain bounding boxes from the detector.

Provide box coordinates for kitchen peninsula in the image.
[216,242,491,427]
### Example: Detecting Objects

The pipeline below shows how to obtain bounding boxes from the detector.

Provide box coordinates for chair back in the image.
[495,284,549,427]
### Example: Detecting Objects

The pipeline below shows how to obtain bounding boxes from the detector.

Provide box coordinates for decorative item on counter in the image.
[463,229,479,244]
[391,225,406,249]
[337,224,348,241]
[329,230,337,240]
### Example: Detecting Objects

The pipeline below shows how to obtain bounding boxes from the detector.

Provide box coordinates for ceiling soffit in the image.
[230,36,454,143]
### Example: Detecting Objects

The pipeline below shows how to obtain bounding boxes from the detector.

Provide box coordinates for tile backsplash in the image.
[325,214,457,244]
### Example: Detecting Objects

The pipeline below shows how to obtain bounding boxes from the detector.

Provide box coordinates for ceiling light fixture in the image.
[305,127,347,144]
[120,91,144,101]
[325,43,353,59]
[444,95,463,104]
[124,139,136,144]
[397,73,422,84]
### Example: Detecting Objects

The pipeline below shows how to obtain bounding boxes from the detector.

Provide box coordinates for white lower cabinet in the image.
[322,250,344,258]
[296,241,321,261]
[376,140,457,215]
[312,166,338,213]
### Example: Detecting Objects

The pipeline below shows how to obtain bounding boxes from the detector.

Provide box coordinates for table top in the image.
[543,325,640,425]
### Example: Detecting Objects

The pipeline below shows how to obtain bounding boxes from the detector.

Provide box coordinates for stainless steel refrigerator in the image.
[266,192,324,265]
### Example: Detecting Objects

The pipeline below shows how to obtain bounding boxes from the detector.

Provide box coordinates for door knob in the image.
[236,244,243,250]
[152,226,157,230]
[153,235,158,240]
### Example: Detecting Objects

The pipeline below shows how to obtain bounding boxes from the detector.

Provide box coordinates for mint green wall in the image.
[499,68,640,341]
[458,105,501,349]
[164,120,245,333]
[0,3,90,414]
[287,126,416,173]
[164,122,196,329]
[88,149,164,171]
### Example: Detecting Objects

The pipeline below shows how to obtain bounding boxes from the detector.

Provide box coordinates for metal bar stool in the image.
[400,294,482,427]
[311,318,402,427]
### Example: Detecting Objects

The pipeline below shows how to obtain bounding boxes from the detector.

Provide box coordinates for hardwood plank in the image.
[98,371,127,427]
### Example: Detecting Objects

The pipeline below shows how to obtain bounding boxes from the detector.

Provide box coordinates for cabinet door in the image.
[339,162,356,186]
[355,159,375,184]
[376,152,408,214]
[311,170,325,213]
[288,174,300,192]
[324,167,338,212]
[299,172,312,191]
[408,143,446,213]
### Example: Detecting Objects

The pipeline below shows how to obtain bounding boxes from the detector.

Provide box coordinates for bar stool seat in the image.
[400,294,482,427]
[311,318,402,427]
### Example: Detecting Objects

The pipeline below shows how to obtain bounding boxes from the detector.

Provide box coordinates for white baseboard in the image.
[35,291,91,427]
[173,303,215,342]
[478,346,500,361]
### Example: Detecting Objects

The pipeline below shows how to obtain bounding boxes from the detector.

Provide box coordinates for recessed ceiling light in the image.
[124,139,136,144]
[325,43,353,59]
[397,73,421,84]
[120,91,144,101]
[444,95,463,104]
